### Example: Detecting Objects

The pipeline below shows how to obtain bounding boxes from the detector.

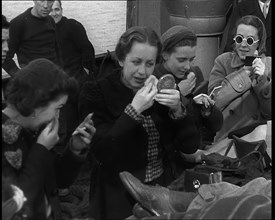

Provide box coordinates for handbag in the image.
[183,150,263,191]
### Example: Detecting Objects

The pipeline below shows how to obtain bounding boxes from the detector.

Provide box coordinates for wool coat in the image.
[78,69,201,219]
[208,52,272,142]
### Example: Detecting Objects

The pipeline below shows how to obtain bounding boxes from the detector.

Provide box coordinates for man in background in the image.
[2,0,62,76]
[51,0,96,87]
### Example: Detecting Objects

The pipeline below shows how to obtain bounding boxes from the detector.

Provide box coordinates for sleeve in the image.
[54,139,86,189]
[208,56,229,93]
[200,105,224,132]
[251,75,272,120]
[70,20,96,73]
[2,18,22,76]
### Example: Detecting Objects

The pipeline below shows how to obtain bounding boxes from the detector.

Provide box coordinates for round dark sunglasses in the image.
[234,35,259,46]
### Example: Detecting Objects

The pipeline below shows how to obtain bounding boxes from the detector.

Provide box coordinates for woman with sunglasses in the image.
[208,15,271,142]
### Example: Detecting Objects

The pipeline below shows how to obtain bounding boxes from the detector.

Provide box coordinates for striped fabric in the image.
[125,104,163,183]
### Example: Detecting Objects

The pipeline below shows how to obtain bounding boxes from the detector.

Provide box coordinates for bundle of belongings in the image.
[119,123,271,219]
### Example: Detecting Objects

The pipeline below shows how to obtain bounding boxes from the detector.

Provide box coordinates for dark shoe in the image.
[119,171,193,216]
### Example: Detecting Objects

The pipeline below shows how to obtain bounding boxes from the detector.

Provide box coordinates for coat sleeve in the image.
[54,139,86,189]
[251,74,272,120]
[69,19,96,73]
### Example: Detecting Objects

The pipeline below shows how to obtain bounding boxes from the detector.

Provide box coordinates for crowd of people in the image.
[2,0,272,219]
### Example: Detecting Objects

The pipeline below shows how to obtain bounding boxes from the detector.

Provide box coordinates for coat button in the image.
[239,84,243,89]
[229,109,234,115]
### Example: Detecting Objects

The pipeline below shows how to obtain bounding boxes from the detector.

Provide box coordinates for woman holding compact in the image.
[208,15,272,142]
[79,26,201,219]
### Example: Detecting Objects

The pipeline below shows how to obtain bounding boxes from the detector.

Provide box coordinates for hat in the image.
[161,25,197,52]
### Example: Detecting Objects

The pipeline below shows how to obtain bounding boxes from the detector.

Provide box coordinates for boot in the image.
[119,171,196,216]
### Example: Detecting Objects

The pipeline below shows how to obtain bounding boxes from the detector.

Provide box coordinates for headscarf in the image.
[161,25,197,53]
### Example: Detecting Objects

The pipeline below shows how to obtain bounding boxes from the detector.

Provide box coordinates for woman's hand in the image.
[71,113,96,154]
[131,82,157,114]
[178,72,196,96]
[155,88,181,112]
[252,58,265,76]
[193,94,215,108]
[37,116,59,150]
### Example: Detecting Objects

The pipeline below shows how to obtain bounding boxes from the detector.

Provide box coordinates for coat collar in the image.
[98,69,135,117]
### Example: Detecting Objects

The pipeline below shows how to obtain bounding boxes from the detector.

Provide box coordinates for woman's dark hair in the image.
[233,15,266,55]
[2,15,10,29]
[5,58,78,117]
[115,26,162,63]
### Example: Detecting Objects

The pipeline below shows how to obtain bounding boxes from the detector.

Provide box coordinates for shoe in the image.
[119,171,190,216]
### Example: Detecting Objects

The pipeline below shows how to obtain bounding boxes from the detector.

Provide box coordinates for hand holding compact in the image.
[155,88,181,113]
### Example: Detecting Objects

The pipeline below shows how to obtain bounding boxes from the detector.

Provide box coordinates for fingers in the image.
[155,89,180,106]
[144,75,158,87]
[252,58,265,75]
[187,72,195,79]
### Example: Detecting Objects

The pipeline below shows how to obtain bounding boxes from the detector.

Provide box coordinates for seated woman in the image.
[154,25,223,144]
[2,58,96,220]
[208,15,272,142]
[78,26,202,219]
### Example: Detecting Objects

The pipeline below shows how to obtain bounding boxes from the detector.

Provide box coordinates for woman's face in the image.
[31,95,68,130]
[235,24,259,60]
[163,45,196,79]
[119,42,158,91]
